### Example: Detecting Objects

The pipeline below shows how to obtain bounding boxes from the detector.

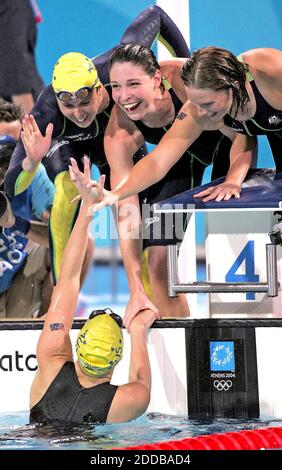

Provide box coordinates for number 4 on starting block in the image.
[225,240,259,300]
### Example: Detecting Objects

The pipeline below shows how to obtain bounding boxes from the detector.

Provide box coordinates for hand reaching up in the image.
[21,115,53,171]
[70,160,119,212]
[69,156,105,210]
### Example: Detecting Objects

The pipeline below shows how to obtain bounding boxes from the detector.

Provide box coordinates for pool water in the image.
[0,411,281,450]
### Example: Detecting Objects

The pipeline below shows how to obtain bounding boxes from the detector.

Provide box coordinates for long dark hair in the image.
[181,46,250,117]
[109,44,161,78]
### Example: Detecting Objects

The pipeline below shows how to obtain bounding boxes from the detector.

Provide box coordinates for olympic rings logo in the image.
[213,380,233,391]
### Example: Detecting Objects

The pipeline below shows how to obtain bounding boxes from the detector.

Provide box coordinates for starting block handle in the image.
[167,244,179,297]
[167,243,279,297]
[266,244,279,297]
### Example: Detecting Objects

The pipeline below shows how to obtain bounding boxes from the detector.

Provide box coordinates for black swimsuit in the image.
[135,86,231,185]
[223,79,282,170]
[133,87,232,247]
[30,362,118,424]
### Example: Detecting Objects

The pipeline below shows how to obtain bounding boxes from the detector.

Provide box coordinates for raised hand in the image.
[91,188,119,212]
[21,115,53,170]
[69,156,105,209]
[70,168,118,212]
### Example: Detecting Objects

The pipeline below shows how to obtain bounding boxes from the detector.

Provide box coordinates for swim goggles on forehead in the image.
[56,85,95,104]
[89,308,123,328]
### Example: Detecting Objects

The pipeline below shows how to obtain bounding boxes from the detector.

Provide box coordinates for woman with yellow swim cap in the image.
[4,5,190,290]
[30,157,158,425]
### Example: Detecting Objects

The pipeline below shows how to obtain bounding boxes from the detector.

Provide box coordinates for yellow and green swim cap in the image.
[52,52,101,94]
[75,310,123,377]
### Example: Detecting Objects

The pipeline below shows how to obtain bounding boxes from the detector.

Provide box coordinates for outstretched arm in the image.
[4,87,55,198]
[21,115,53,174]
[93,5,190,75]
[120,5,190,58]
[4,115,53,197]
[104,106,159,328]
[194,132,256,202]
[36,158,103,361]
[95,103,202,211]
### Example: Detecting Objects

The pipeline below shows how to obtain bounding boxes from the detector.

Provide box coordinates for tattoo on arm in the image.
[176,112,187,121]
[49,323,64,331]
